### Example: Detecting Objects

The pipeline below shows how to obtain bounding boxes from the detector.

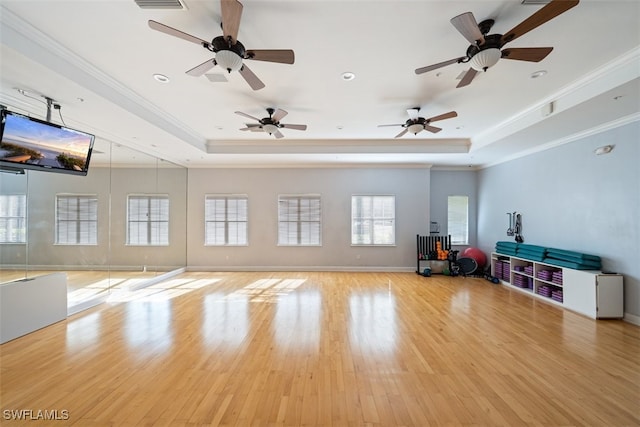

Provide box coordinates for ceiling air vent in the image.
[521,0,551,4]
[134,0,186,9]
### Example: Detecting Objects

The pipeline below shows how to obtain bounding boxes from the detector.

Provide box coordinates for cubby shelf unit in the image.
[491,252,624,319]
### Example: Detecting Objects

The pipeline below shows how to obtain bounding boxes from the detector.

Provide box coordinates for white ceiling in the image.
[1,0,639,169]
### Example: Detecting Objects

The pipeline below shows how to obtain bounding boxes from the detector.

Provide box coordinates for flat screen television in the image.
[0,109,95,176]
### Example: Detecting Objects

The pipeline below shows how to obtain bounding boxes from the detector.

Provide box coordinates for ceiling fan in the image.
[378,108,458,138]
[236,108,308,139]
[415,0,579,88]
[148,0,294,90]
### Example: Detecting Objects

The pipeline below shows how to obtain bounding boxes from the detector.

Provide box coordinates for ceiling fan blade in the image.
[240,123,264,132]
[272,109,288,122]
[406,108,420,120]
[273,129,285,139]
[501,47,553,62]
[221,0,243,45]
[394,128,409,138]
[238,64,265,91]
[186,58,217,76]
[501,0,579,45]
[415,57,466,75]
[427,111,458,122]
[246,50,295,64]
[450,12,485,45]
[425,125,442,134]
[148,20,210,46]
[235,111,261,122]
[378,124,404,128]
[456,68,478,88]
[280,124,307,131]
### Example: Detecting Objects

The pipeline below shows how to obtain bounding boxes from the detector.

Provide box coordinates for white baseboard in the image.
[127,267,187,290]
[185,265,416,273]
[1,265,181,272]
[623,312,640,326]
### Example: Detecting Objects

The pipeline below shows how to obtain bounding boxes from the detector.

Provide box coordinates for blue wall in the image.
[477,121,640,318]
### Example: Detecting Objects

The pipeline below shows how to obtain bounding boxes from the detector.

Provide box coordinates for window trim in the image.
[55,193,98,246]
[204,194,249,246]
[277,194,322,246]
[126,194,170,246]
[351,194,396,246]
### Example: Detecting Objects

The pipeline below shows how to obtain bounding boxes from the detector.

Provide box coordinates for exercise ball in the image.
[462,247,487,268]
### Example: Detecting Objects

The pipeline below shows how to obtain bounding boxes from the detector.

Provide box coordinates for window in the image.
[127,195,169,246]
[351,195,395,245]
[448,195,469,245]
[0,194,26,243]
[55,194,98,245]
[205,195,248,245]
[278,195,321,246]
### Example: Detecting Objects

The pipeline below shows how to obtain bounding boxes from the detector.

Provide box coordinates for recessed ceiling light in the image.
[530,70,547,79]
[153,73,170,83]
[341,72,355,81]
[594,145,614,155]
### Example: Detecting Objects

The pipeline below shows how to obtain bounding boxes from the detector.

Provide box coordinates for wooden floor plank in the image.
[1,271,639,426]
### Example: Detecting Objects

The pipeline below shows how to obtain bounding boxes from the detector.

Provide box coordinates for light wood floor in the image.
[1,272,638,426]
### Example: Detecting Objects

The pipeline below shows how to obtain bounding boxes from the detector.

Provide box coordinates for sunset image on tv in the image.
[0,113,94,172]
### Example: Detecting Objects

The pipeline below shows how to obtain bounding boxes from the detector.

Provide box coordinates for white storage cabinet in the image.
[562,269,624,318]
[491,253,624,319]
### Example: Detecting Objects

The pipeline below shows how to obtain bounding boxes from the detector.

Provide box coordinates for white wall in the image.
[477,121,640,318]
[186,167,430,270]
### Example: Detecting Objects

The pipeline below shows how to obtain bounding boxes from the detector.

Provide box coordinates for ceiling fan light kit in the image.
[469,48,501,71]
[215,49,243,73]
[262,124,278,135]
[408,123,424,135]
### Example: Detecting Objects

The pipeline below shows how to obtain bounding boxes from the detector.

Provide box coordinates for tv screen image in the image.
[0,109,95,176]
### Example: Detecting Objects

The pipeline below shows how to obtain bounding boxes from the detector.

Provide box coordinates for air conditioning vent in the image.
[521,0,551,4]
[134,0,186,9]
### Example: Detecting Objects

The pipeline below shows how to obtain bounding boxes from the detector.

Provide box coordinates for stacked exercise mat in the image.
[543,248,602,270]
[495,241,602,270]
[495,241,546,260]
[495,241,518,256]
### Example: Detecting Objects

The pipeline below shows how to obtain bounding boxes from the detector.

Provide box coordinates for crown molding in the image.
[0,5,206,152]
[473,47,640,151]
[481,112,640,169]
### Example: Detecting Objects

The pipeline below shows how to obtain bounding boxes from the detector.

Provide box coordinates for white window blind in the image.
[0,194,27,243]
[205,195,248,245]
[127,195,169,246]
[448,195,469,245]
[351,195,396,245]
[278,195,321,246]
[56,195,98,245]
